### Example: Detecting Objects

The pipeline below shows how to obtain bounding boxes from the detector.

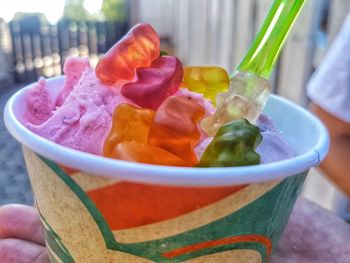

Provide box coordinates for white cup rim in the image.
[4,78,329,187]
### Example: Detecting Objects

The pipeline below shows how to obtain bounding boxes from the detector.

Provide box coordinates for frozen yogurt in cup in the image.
[5,75,328,262]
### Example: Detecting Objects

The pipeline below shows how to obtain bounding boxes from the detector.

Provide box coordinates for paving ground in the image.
[0,84,33,205]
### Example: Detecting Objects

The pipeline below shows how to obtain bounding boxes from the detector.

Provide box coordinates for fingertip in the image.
[0,204,44,245]
[0,238,49,263]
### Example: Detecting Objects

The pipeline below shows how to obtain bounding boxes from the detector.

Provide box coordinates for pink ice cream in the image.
[20,57,215,156]
[21,57,133,155]
[56,56,91,107]
[22,77,56,125]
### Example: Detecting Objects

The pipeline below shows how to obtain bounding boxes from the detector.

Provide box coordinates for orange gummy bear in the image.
[103,103,188,166]
[103,104,155,158]
[111,141,188,166]
[148,96,205,166]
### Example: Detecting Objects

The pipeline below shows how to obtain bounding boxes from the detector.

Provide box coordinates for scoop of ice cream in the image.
[23,65,134,155]
[20,54,292,164]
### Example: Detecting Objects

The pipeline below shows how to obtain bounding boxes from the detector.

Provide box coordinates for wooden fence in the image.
[0,18,13,89]
[1,0,350,103]
[130,0,350,105]
[0,19,127,85]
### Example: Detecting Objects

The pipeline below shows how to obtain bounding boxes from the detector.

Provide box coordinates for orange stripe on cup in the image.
[162,234,272,259]
[87,182,246,230]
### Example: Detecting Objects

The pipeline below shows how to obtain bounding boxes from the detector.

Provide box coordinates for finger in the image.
[0,204,45,245]
[0,238,49,263]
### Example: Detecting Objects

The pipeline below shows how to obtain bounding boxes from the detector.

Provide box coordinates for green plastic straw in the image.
[236,0,307,79]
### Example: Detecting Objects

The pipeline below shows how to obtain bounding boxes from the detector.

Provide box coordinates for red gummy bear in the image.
[96,23,160,85]
[148,96,205,166]
[121,56,183,110]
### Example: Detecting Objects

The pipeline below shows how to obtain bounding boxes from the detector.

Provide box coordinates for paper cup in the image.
[4,77,329,263]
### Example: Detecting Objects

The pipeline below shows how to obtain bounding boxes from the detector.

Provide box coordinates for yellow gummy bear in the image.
[181,66,230,105]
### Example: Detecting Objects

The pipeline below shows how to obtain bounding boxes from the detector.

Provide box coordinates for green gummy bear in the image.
[159,50,169,56]
[198,119,262,167]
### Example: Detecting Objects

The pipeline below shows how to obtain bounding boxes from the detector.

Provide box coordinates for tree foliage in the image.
[101,0,126,22]
[63,0,90,21]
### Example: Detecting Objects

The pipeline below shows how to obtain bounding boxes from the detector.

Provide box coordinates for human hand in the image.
[0,204,49,263]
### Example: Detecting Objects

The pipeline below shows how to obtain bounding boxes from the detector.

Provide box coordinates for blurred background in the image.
[0,0,349,217]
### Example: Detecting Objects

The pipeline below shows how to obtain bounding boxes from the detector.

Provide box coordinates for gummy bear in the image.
[103,103,189,166]
[103,104,155,158]
[182,66,229,105]
[201,71,271,136]
[96,23,160,85]
[111,141,188,166]
[121,56,183,110]
[148,96,205,166]
[197,118,262,167]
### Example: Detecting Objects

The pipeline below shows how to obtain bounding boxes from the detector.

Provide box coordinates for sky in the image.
[0,0,102,24]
